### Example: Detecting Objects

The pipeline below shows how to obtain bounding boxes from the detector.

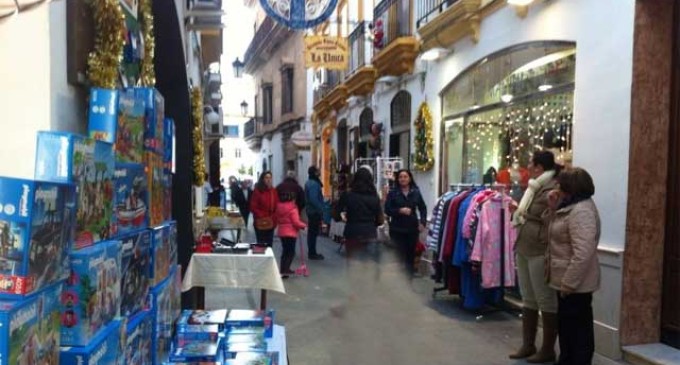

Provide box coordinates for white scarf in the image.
[512,170,555,227]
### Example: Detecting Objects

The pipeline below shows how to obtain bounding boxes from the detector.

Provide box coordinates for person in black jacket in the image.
[336,166,383,258]
[384,169,427,277]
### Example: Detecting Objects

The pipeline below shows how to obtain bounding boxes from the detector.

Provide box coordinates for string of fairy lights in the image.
[465,93,573,174]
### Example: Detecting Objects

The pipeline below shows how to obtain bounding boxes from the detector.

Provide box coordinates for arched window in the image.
[337,119,348,165]
[390,90,412,133]
[359,108,373,140]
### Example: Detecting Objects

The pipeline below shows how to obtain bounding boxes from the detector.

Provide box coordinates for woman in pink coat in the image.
[275,187,307,278]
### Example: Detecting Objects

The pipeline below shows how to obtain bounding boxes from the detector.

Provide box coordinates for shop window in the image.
[224,125,239,138]
[262,84,273,125]
[281,66,294,114]
[390,91,412,167]
[440,41,576,195]
[337,119,348,165]
[235,148,242,158]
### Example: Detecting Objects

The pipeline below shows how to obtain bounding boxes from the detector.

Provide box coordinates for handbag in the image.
[255,190,276,230]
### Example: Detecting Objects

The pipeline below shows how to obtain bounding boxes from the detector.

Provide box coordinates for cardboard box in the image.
[88,88,119,144]
[226,310,275,338]
[124,310,153,364]
[61,240,122,346]
[169,337,223,363]
[112,163,148,237]
[59,319,125,365]
[120,230,151,317]
[163,118,174,173]
[35,132,115,248]
[177,309,228,331]
[0,282,62,365]
[116,88,146,164]
[0,177,74,296]
[150,265,179,365]
[163,172,172,223]
[139,88,165,154]
[146,152,165,227]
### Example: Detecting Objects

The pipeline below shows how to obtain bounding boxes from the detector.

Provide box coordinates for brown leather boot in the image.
[509,308,538,359]
[527,312,558,363]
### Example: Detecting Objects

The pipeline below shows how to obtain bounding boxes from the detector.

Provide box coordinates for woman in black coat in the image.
[384,169,427,277]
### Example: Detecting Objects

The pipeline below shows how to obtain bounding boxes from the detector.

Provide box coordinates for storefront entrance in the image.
[390,91,411,167]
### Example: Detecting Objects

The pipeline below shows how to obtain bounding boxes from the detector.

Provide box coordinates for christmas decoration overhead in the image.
[259,0,338,29]
[191,87,207,187]
[413,102,435,172]
[88,0,126,89]
[138,0,156,86]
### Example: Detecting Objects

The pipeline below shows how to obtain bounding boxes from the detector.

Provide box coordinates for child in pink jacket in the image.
[275,191,307,278]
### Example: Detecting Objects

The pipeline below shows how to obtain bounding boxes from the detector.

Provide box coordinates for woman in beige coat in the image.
[546,167,600,365]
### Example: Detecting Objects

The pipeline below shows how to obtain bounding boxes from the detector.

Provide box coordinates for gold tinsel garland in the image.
[192,87,207,186]
[413,102,435,172]
[138,0,156,86]
[87,0,126,89]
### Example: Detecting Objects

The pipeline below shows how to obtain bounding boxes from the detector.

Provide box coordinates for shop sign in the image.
[304,36,349,70]
[291,130,314,148]
[260,0,338,29]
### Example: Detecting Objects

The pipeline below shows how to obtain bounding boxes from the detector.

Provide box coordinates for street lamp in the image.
[204,106,221,126]
[232,57,245,78]
[240,100,249,117]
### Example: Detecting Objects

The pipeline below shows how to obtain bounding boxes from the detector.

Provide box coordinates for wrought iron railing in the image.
[244,117,261,139]
[373,0,412,50]
[243,17,275,66]
[348,21,371,75]
[416,0,460,28]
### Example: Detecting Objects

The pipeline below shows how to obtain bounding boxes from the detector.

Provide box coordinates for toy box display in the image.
[0,177,74,296]
[150,223,171,286]
[169,337,223,363]
[60,319,125,365]
[140,88,165,154]
[88,88,120,144]
[124,310,153,365]
[177,309,228,331]
[120,230,151,317]
[225,351,279,365]
[35,131,115,248]
[163,118,174,173]
[224,332,267,353]
[112,163,148,237]
[116,88,147,164]
[226,310,275,338]
[150,265,179,365]
[61,240,122,346]
[163,172,172,222]
[146,152,165,227]
[0,282,62,365]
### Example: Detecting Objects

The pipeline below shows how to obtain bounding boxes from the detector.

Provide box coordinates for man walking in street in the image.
[305,166,325,260]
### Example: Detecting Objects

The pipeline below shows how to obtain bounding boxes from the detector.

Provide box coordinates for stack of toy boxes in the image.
[111,162,149,237]
[141,88,166,227]
[150,221,177,287]
[150,265,182,364]
[124,307,153,364]
[60,318,125,364]
[0,282,63,365]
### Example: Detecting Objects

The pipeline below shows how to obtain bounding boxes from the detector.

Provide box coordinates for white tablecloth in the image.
[181,248,286,294]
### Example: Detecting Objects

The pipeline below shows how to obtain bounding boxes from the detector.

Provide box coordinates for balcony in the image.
[244,117,263,150]
[416,0,481,51]
[186,0,225,34]
[372,0,419,77]
[345,21,378,96]
[243,16,293,74]
[204,107,224,141]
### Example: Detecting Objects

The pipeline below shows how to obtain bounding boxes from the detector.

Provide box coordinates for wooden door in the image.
[662,1,680,349]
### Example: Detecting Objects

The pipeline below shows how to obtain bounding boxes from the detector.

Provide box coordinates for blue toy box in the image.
[124,310,153,365]
[120,229,151,317]
[112,163,148,237]
[116,88,147,164]
[88,87,119,144]
[146,152,165,227]
[61,239,122,346]
[0,177,74,296]
[140,88,165,154]
[167,222,178,269]
[150,265,179,365]
[0,282,63,365]
[150,222,177,286]
[177,309,228,331]
[169,337,223,363]
[163,173,172,223]
[226,310,275,338]
[35,131,115,248]
[163,118,174,173]
[60,319,125,365]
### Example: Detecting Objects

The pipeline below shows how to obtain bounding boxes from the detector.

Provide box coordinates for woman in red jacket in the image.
[249,171,279,246]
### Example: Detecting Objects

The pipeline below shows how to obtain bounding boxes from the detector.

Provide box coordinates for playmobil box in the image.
[139,88,166,154]
[112,163,148,237]
[61,239,122,346]
[35,131,115,248]
[167,221,178,268]
[163,118,174,173]
[88,87,120,144]
[225,351,279,365]
[150,223,171,286]
[124,309,153,365]
[59,319,125,365]
[0,177,74,297]
[150,265,179,365]
[177,309,228,332]
[163,172,173,223]
[169,337,223,363]
[120,229,151,318]
[0,282,62,365]
[146,152,165,227]
[116,88,147,164]
[226,309,275,338]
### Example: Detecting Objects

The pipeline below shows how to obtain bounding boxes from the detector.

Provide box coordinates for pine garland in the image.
[87,0,125,88]
[191,87,206,186]
[413,102,435,172]
[138,0,156,86]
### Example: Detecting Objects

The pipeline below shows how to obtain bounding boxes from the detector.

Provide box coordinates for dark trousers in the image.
[307,213,322,256]
[280,237,296,272]
[391,231,419,276]
[255,229,275,247]
[557,292,594,365]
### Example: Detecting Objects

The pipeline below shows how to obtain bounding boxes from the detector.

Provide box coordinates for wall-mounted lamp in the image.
[204,106,220,126]
[240,100,249,117]
[232,57,245,78]
[421,47,450,62]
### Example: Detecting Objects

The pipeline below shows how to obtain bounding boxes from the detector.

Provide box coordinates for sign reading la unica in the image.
[304,36,348,70]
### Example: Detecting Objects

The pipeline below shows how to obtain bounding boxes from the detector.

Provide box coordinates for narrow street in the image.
[206,227,618,365]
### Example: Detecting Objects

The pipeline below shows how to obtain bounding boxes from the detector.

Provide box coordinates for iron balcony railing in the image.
[244,117,261,139]
[243,17,275,67]
[348,21,372,75]
[373,0,413,50]
[416,0,460,28]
